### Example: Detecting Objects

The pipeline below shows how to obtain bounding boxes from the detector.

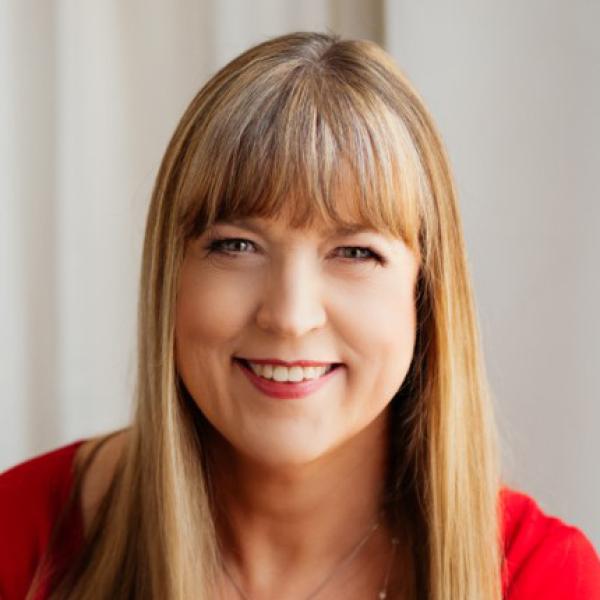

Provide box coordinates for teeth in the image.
[247,362,334,382]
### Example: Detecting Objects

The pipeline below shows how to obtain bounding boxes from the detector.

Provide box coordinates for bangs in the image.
[178,57,427,253]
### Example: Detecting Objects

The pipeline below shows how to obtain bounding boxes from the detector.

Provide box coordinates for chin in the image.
[236,433,334,469]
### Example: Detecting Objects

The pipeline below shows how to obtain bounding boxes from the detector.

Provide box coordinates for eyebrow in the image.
[211,219,262,235]
[325,224,377,235]
[217,218,377,237]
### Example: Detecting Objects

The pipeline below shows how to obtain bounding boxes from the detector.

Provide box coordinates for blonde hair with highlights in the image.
[37,32,504,600]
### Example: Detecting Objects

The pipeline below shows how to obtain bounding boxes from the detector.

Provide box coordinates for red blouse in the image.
[1,440,599,599]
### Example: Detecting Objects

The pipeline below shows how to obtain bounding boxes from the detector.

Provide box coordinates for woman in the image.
[1,31,599,600]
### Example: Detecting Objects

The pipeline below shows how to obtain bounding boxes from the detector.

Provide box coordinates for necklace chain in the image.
[220,519,398,600]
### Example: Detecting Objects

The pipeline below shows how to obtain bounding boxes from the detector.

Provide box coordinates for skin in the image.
[174,212,421,599]
[76,429,128,537]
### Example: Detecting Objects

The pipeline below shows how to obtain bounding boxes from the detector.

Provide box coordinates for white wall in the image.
[385,1,600,547]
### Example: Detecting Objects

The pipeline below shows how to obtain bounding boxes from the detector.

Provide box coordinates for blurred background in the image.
[1,1,598,547]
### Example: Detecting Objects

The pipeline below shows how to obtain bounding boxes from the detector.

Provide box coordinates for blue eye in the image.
[337,246,383,263]
[206,238,385,264]
[206,238,257,255]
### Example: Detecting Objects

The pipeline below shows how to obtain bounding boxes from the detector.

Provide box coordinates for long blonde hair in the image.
[39,31,504,599]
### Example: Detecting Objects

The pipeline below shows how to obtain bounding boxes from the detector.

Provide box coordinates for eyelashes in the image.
[336,246,382,263]
[204,237,386,266]
[206,238,256,256]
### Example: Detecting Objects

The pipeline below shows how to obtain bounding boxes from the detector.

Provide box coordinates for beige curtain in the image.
[0,0,383,466]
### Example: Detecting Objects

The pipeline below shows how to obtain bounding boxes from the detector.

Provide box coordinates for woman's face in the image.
[175,212,420,467]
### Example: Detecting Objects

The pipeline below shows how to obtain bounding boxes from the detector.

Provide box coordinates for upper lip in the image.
[236,357,340,367]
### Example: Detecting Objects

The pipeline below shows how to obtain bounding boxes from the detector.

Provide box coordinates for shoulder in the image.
[500,486,600,599]
[0,439,86,600]
[76,428,129,537]
[0,439,86,534]
[0,430,129,599]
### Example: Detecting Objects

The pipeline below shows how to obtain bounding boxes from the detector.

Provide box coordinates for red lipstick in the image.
[234,359,342,399]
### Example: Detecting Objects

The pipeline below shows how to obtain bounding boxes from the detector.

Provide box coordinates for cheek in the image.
[373,297,416,381]
[370,295,417,411]
[174,264,254,369]
[334,274,417,405]
[382,278,417,363]
[338,275,417,359]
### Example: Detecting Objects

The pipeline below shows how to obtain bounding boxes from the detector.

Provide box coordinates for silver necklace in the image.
[220,521,399,600]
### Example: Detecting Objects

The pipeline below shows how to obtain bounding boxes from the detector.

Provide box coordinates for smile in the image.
[234,358,343,400]
[243,360,335,382]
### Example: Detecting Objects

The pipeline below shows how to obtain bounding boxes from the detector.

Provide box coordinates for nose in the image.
[254,255,327,338]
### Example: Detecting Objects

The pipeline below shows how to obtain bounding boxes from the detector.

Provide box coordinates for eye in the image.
[334,246,384,264]
[205,237,258,256]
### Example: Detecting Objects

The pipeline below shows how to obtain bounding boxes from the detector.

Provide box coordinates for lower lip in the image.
[234,360,343,399]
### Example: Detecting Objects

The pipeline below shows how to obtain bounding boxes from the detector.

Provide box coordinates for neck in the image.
[204,408,396,597]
